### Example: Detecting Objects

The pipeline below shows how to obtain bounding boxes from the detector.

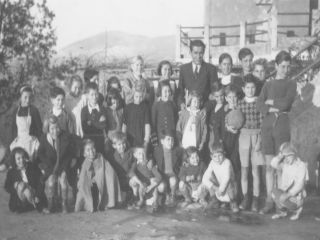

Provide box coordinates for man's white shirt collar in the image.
[192,63,201,73]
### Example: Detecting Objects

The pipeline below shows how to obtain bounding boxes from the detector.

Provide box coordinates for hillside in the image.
[58,31,175,64]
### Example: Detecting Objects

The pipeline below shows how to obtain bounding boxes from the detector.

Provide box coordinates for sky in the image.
[46,0,204,49]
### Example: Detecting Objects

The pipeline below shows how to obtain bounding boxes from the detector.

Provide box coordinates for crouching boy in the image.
[271,142,308,221]
[153,129,183,206]
[200,144,239,212]
[178,146,205,207]
[131,147,165,212]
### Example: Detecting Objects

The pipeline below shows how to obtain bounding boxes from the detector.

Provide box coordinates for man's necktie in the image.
[194,65,199,79]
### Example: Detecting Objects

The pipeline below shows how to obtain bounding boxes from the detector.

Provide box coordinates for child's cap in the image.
[160,129,175,139]
[279,142,297,157]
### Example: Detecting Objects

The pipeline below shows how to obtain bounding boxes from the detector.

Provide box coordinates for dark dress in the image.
[151,100,177,139]
[123,102,150,147]
[4,162,46,212]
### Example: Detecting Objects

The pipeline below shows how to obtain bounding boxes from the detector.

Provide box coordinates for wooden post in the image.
[239,21,246,48]
[204,24,210,62]
[176,25,181,61]
[269,5,278,50]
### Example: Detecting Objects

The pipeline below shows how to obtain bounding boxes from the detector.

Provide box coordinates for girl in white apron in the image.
[10,86,40,163]
[10,106,39,162]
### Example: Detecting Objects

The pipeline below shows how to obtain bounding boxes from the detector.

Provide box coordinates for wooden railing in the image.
[176,11,276,62]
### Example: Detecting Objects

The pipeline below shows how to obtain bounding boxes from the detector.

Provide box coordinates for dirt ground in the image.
[0,173,319,240]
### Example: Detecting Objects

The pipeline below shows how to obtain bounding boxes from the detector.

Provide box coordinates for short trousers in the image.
[239,129,265,167]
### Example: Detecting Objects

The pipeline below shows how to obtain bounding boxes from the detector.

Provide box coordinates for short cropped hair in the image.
[252,58,268,71]
[209,143,225,155]
[50,86,65,98]
[85,82,99,93]
[238,48,254,60]
[83,68,99,83]
[110,131,127,144]
[219,53,233,65]
[275,51,291,65]
[157,60,173,76]
[243,74,258,87]
[190,40,206,52]
[82,138,95,150]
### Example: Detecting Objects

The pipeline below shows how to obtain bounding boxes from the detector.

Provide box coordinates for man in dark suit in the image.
[178,40,218,109]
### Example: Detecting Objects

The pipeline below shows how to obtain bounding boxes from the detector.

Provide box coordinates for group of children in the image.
[1,46,309,221]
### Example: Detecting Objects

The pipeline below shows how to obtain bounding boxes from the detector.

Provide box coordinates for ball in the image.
[225,109,244,130]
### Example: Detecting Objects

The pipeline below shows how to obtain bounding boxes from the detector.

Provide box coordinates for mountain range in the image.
[58,31,176,64]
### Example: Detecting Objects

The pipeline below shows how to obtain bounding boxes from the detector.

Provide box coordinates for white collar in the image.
[52,107,62,117]
[221,75,232,86]
[46,133,56,148]
[244,96,257,103]
[88,104,100,114]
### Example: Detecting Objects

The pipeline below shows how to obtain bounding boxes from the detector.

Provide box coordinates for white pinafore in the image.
[10,107,39,162]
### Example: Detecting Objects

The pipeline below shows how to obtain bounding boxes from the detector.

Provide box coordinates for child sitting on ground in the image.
[75,139,122,212]
[200,144,239,212]
[153,129,183,206]
[5,147,46,213]
[130,147,165,212]
[238,76,264,212]
[176,91,207,152]
[178,146,205,207]
[44,86,75,134]
[271,142,308,221]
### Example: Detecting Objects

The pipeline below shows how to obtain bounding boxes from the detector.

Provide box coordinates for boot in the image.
[47,197,54,213]
[239,194,249,210]
[181,186,192,207]
[230,201,240,213]
[207,194,220,209]
[259,199,274,215]
[251,196,259,213]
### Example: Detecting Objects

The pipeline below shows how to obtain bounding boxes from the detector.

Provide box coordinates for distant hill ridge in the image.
[58,31,175,64]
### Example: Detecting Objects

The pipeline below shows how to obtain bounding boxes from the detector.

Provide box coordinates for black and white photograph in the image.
[0,0,320,239]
